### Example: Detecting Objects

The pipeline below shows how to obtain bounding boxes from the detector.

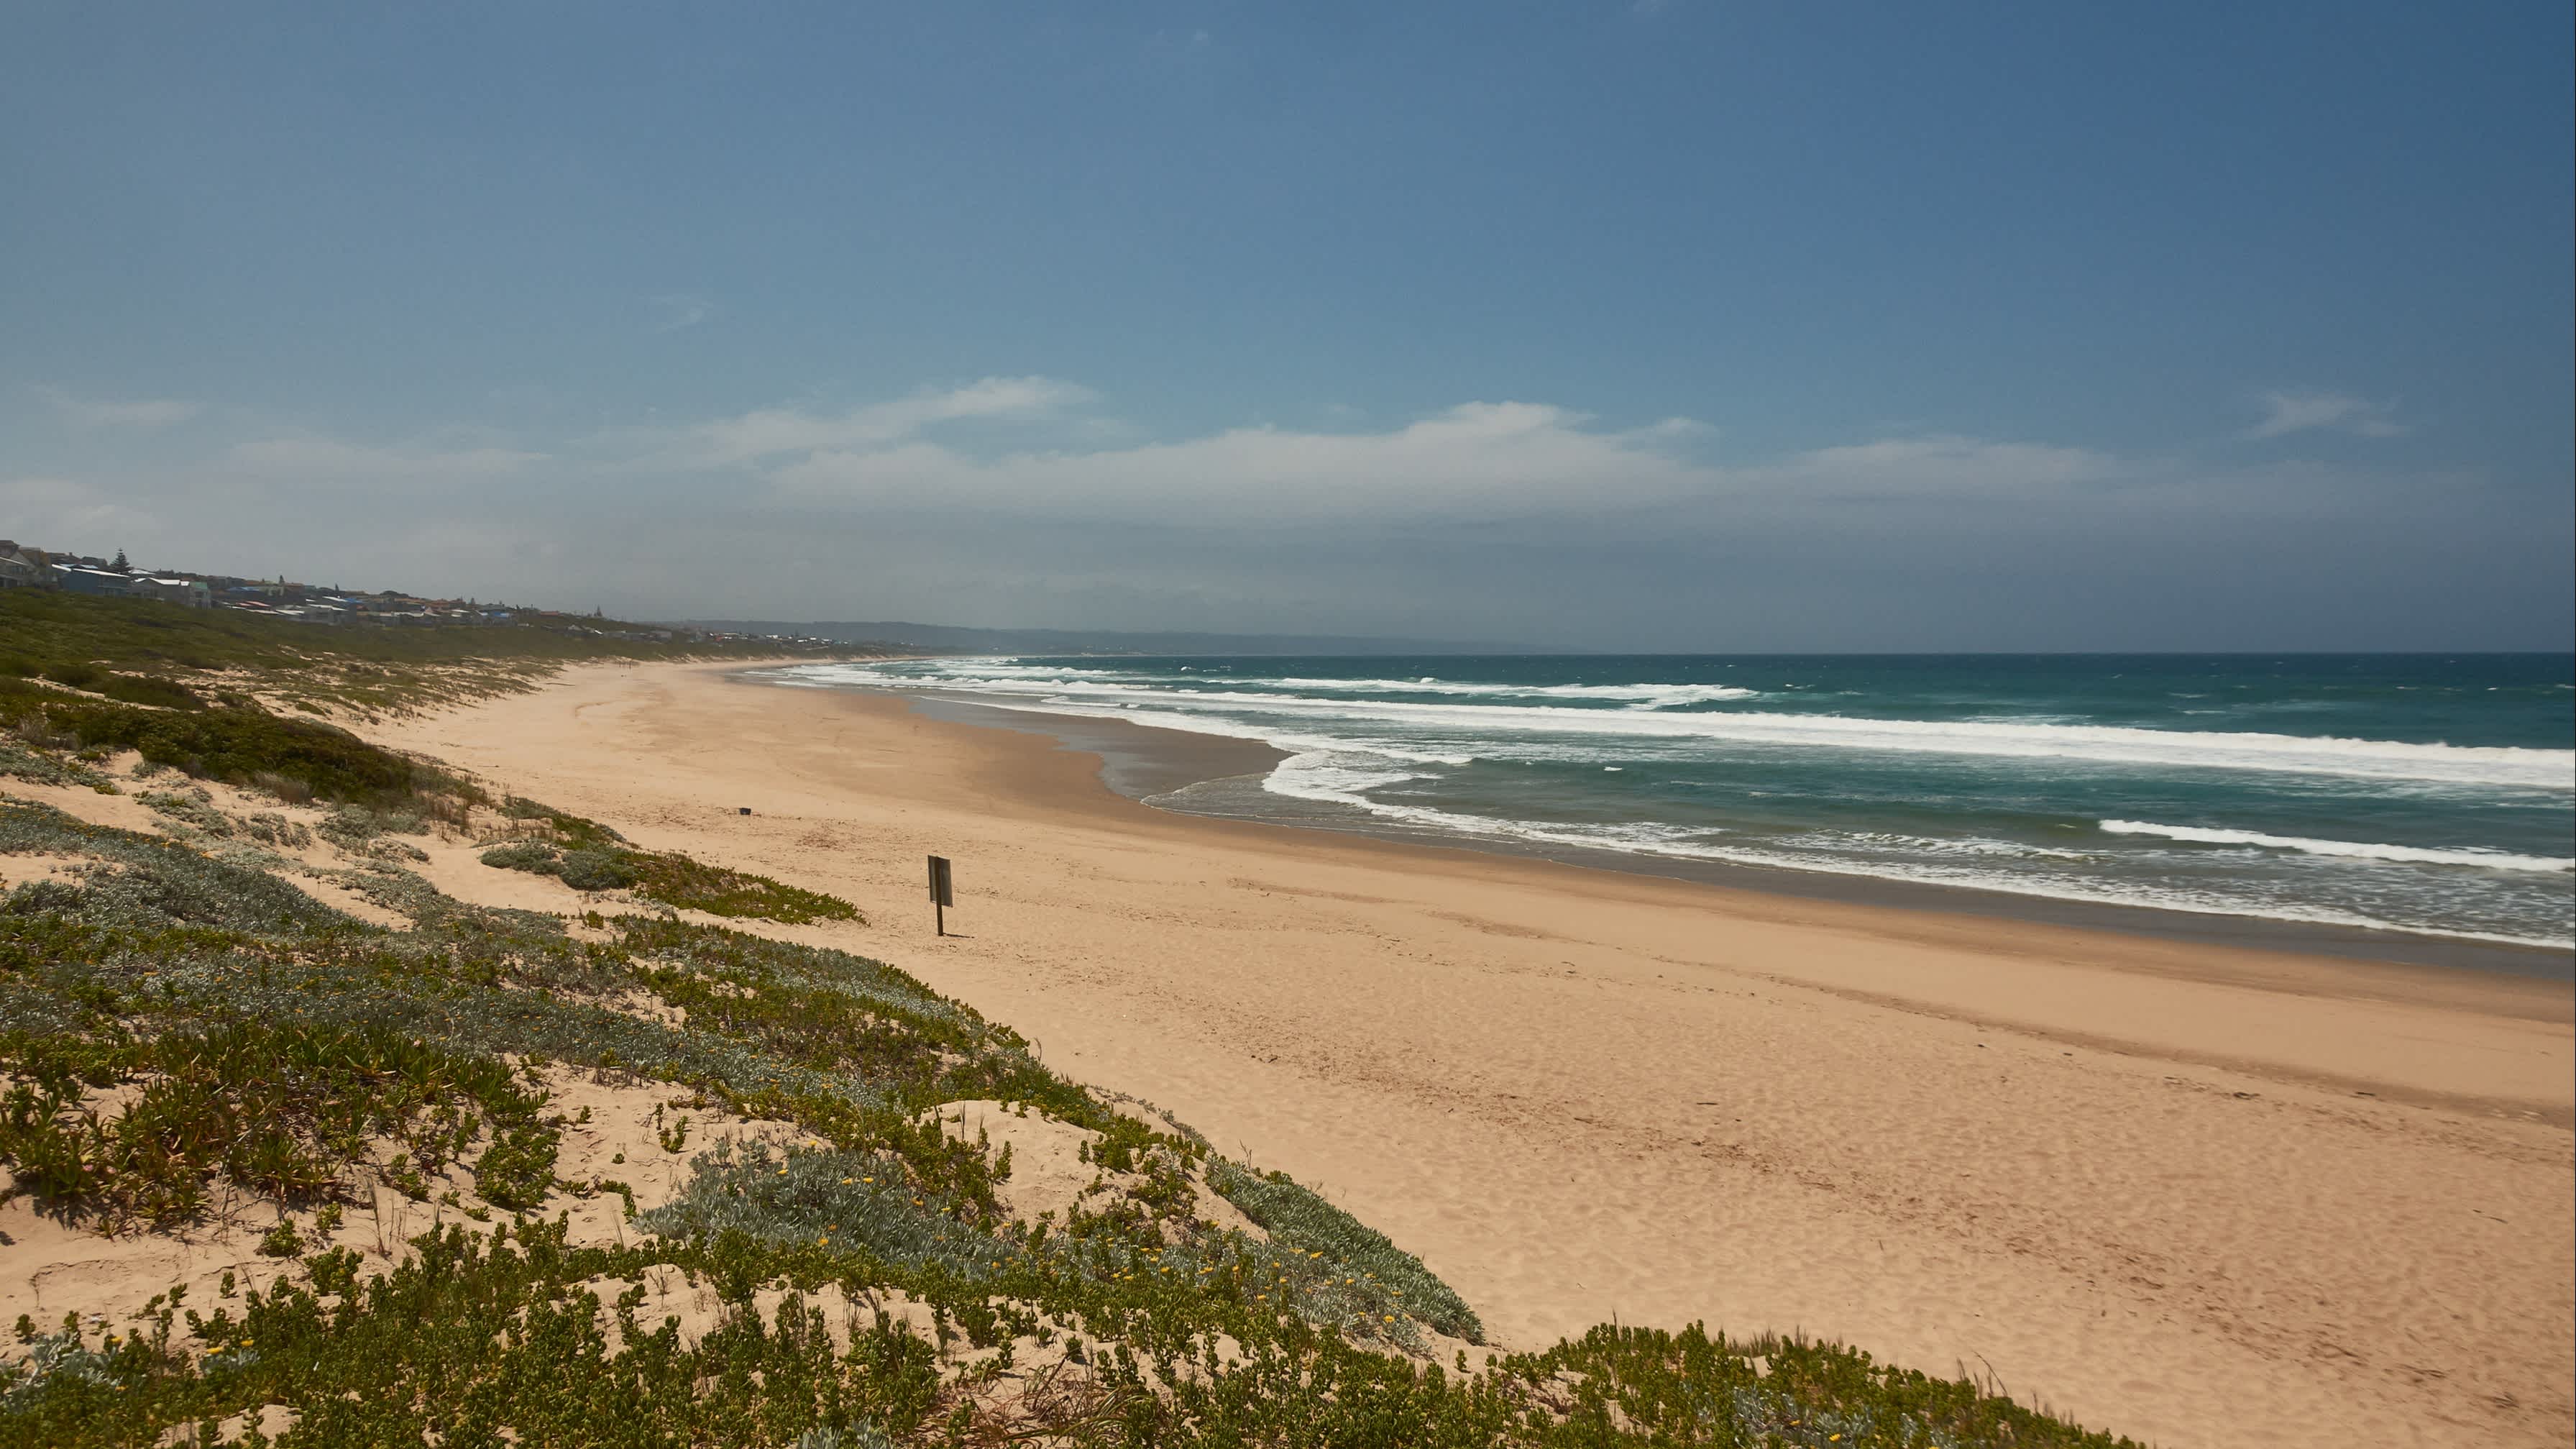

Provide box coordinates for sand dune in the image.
[370,660,2576,1449]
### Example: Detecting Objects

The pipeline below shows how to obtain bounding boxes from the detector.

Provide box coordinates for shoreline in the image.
[369,660,2576,1448]
[803,676,2575,981]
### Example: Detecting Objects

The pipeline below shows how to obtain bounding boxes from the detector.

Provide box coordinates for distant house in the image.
[55,566,132,598]
[128,577,212,608]
[0,542,54,590]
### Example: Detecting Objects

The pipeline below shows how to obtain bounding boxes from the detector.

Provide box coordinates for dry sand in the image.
[349,659,2573,1447]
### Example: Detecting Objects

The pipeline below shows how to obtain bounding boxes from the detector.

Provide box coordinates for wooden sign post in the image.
[927,854,953,936]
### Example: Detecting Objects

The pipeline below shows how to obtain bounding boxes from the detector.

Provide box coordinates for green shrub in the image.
[1209,1160,1485,1343]
[478,841,559,872]
[0,692,472,811]
[0,745,114,792]
[94,675,202,711]
[137,790,232,836]
[479,809,859,923]
[472,1120,563,1210]
[556,849,639,892]
[0,1020,551,1233]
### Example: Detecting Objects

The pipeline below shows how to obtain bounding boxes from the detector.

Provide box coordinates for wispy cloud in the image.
[2247,389,2407,440]
[665,377,1095,467]
[648,293,718,332]
[37,386,203,430]
[1747,435,2121,500]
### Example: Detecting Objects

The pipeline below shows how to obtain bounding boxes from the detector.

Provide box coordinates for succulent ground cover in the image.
[481,803,861,925]
[0,675,2140,1444]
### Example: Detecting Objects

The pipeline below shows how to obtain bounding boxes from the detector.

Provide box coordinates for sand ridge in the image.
[339,659,2575,1448]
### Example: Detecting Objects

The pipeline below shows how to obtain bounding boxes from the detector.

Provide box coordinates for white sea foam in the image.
[920,661,1762,707]
[778,660,2575,789]
[1268,677,1761,707]
[1245,761,2576,950]
[2099,820,2575,872]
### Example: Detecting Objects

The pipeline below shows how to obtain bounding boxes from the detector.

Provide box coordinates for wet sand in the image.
[372,660,2576,1449]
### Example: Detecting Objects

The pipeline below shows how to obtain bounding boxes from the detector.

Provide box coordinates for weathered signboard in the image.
[927,854,953,934]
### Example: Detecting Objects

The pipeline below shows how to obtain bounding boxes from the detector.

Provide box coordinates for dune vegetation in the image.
[0,593,2137,1446]
[0,590,864,720]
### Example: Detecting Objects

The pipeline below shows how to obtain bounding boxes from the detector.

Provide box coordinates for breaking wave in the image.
[2099,820,2574,872]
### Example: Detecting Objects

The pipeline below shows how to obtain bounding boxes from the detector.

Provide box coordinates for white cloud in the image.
[37,386,203,430]
[666,376,1096,467]
[746,396,2147,524]
[29,382,2186,538]
[769,400,1728,518]
[2248,389,2407,439]
[227,435,546,480]
[9,374,2548,649]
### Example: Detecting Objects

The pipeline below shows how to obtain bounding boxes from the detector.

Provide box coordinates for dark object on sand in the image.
[927,854,953,936]
[738,807,752,815]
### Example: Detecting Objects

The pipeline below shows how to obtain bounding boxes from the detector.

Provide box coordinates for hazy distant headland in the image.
[674,620,1546,657]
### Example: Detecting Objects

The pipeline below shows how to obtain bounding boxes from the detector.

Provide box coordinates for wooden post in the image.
[927,854,953,936]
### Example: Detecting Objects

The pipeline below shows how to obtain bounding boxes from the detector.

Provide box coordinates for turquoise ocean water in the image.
[773,654,2575,951]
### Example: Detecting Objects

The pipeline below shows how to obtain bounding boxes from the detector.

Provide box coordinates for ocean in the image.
[768,654,2576,954]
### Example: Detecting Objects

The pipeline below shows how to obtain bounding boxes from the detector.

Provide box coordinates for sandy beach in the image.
[371,659,2576,1448]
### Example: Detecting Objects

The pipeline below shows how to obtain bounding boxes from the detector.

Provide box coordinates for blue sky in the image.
[4,3,2570,649]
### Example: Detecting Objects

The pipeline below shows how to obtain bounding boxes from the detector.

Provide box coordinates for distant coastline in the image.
[676,618,1545,656]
